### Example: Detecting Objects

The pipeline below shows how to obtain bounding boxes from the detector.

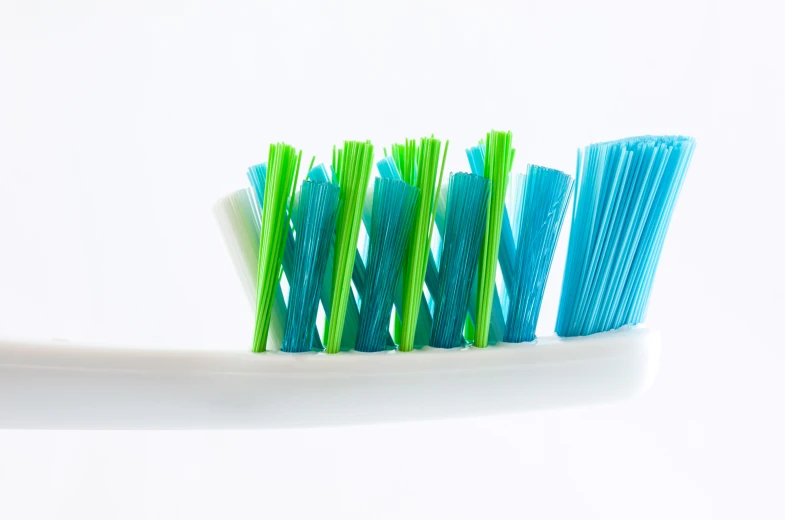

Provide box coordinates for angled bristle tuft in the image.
[355,179,419,352]
[504,166,574,342]
[281,181,340,353]
[213,189,262,307]
[430,173,490,349]
[474,130,514,348]
[556,135,696,337]
[325,140,375,354]
[395,136,449,352]
[252,143,302,352]
[466,143,510,344]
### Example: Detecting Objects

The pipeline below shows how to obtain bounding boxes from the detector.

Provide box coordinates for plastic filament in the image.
[251,144,302,352]
[394,137,448,352]
[504,166,574,342]
[306,164,366,352]
[281,181,340,353]
[355,178,419,352]
[474,131,514,348]
[213,188,262,306]
[465,144,508,345]
[325,141,375,354]
[244,164,294,350]
[430,173,490,349]
[377,155,430,344]
[555,136,696,337]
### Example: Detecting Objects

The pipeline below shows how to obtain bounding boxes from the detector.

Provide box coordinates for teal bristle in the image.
[355,178,419,352]
[247,163,267,221]
[308,163,367,351]
[378,156,434,347]
[376,156,403,180]
[430,173,490,349]
[555,135,696,337]
[281,180,340,353]
[504,166,574,342]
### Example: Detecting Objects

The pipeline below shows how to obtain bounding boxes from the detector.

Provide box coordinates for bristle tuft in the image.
[281,181,340,353]
[430,173,490,349]
[395,137,448,352]
[355,179,419,352]
[252,144,302,352]
[325,141,375,354]
[504,166,573,342]
[556,135,696,336]
[474,131,514,348]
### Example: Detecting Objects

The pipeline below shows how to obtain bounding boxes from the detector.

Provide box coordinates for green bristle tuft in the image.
[474,130,514,348]
[394,136,449,352]
[252,143,301,353]
[325,140,374,354]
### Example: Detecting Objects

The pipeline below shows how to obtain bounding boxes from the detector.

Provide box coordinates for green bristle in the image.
[464,314,475,343]
[325,140,374,354]
[394,137,449,352]
[252,143,301,353]
[474,130,514,348]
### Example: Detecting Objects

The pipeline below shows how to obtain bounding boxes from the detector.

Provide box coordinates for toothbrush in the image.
[0,132,694,429]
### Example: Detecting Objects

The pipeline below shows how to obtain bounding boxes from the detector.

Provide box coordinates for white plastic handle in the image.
[0,327,659,429]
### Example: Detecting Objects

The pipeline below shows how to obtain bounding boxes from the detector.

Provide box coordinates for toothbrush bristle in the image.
[474,130,514,348]
[281,180,340,353]
[504,166,574,342]
[325,141,375,354]
[228,132,695,354]
[466,143,510,345]
[394,137,448,352]
[251,143,301,352]
[555,135,696,337]
[430,173,490,349]
[355,178,419,352]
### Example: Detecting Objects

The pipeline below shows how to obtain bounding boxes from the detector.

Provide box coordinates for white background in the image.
[1,0,783,518]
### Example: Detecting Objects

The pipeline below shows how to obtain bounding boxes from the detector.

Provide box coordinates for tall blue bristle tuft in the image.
[355,178,419,352]
[281,181,340,352]
[556,135,696,337]
[430,173,490,349]
[504,166,574,342]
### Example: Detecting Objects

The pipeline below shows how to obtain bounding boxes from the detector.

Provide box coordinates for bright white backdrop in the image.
[1,0,783,518]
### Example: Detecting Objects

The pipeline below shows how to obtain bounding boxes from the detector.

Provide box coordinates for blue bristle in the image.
[504,166,574,342]
[249,162,334,351]
[555,135,696,337]
[305,163,379,351]
[308,163,333,184]
[281,181,340,352]
[465,145,507,344]
[247,163,267,217]
[376,157,432,346]
[430,173,490,349]
[355,178,419,352]
[376,156,403,180]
